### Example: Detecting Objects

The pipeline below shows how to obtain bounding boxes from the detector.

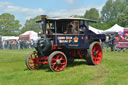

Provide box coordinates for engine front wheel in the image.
[48,51,67,72]
[87,42,102,65]
[25,51,41,70]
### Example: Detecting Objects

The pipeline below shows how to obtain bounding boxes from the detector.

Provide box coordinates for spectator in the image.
[110,34,116,51]
[125,33,128,40]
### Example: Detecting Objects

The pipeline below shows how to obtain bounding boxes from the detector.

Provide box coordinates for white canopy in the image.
[89,26,103,34]
[2,36,19,41]
[19,31,38,41]
[102,24,124,34]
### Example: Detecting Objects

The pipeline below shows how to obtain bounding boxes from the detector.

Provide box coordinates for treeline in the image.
[0,0,128,36]
[75,0,128,30]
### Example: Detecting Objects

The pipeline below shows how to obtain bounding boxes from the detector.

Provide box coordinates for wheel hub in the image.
[56,60,61,64]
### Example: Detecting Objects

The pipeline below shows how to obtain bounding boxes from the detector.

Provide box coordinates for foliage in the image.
[0,13,21,36]
[90,23,112,30]
[84,8,99,21]
[87,0,128,29]
[21,16,41,34]
[73,15,83,18]
[0,49,128,85]
[101,0,126,23]
[117,7,128,27]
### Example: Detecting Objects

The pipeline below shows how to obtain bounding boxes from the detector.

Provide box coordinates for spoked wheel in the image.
[48,51,67,72]
[26,51,41,70]
[87,42,102,65]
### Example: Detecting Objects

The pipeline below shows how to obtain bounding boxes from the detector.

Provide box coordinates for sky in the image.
[0,0,108,25]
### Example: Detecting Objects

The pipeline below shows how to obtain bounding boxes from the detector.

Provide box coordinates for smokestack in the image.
[41,15,47,34]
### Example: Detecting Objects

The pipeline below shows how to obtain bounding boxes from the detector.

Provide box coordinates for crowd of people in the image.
[0,39,37,49]
[0,31,128,51]
[103,33,128,51]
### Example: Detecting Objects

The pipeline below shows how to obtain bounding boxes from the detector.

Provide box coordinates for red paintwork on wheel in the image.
[28,52,49,70]
[51,53,66,71]
[28,52,40,70]
[92,43,102,64]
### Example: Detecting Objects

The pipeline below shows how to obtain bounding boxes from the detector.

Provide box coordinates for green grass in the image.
[0,48,128,85]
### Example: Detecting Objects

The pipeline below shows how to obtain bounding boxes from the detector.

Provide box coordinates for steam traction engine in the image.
[25,15,106,72]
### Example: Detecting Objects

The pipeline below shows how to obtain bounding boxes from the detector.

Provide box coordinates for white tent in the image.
[2,36,19,41]
[19,31,38,41]
[102,24,124,34]
[89,26,103,34]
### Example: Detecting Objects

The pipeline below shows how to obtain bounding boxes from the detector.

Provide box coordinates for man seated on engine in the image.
[46,23,53,35]
[46,29,53,35]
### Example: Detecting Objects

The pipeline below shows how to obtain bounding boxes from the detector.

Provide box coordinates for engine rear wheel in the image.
[25,51,41,70]
[87,42,102,65]
[48,51,67,72]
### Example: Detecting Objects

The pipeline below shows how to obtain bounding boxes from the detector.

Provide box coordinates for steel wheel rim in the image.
[51,53,66,71]
[28,52,40,70]
[92,43,102,64]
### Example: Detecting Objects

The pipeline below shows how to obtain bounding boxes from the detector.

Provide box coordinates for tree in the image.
[84,8,99,21]
[101,0,126,23]
[21,16,41,33]
[117,7,128,27]
[0,13,21,36]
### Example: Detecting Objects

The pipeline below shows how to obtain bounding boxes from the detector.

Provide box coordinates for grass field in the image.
[0,48,128,85]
